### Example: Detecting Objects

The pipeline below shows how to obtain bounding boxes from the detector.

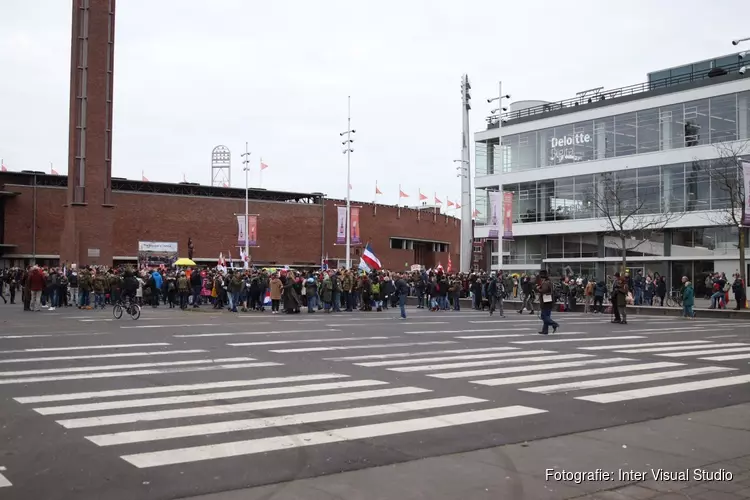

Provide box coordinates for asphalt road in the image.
[0,302,749,500]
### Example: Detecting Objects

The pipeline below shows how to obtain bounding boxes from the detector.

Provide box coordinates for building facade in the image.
[474,53,750,296]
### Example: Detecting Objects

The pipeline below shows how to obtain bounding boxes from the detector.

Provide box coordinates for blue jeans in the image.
[399,294,407,318]
[192,285,201,306]
[417,290,424,307]
[51,289,59,308]
[634,287,643,305]
[307,294,318,312]
[453,291,460,311]
[79,289,90,307]
[540,308,559,334]
[95,292,105,308]
[711,291,725,308]
[333,291,341,312]
[231,291,240,311]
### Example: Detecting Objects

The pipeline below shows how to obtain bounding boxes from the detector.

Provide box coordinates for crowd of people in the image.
[1,264,746,330]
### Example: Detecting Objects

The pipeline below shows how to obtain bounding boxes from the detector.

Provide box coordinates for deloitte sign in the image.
[550,133,591,164]
[551,133,591,148]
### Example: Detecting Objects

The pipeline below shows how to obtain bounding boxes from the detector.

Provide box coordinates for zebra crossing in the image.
[577,339,750,361]
[322,340,750,404]
[1,338,547,471]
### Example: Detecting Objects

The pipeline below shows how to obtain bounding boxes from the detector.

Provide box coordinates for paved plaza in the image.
[0,304,749,499]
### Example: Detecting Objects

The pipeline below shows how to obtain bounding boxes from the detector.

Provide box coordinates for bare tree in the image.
[589,171,683,274]
[705,141,750,282]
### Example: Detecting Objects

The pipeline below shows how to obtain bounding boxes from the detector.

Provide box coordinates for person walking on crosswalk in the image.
[395,273,409,319]
[487,272,505,317]
[537,269,559,335]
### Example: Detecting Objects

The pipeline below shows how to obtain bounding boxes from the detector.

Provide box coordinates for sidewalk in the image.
[177,404,750,500]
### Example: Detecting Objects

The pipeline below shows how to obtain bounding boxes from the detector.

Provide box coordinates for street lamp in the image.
[340,96,356,269]
[241,143,251,268]
[487,81,511,127]
[733,37,750,73]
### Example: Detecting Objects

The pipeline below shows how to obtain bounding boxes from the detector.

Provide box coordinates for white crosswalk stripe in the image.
[388,353,593,372]
[576,375,750,403]
[579,340,712,351]
[430,358,633,379]
[511,336,645,344]
[0,357,255,377]
[355,350,556,367]
[227,337,390,346]
[270,341,457,353]
[610,342,748,354]
[656,346,750,357]
[472,362,684,386]
[0,349,207,364]
[0,343,171,354]
[326,347,519,362]
[119,406,546,468]
[700,353,750,361]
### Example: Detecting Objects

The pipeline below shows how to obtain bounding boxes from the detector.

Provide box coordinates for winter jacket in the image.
[269,278,283,300]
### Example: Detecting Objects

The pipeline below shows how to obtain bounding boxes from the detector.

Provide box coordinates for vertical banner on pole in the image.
[336,206,346,244]
[488,191,500,238]
[351,207,361,245]
[503,191,514,240]
[236,215,246,247]
[248,215,258,247]
[742,161,750,226]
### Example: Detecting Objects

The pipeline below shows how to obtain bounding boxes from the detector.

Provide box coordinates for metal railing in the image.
[487,62,748,127]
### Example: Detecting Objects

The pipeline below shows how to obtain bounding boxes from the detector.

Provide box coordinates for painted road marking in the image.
[270,341,456,353]
[388,353,593,372]
[0,358,254,377]
[457,332,587,339]
[0,343,171,354]
[327,347,525,362]
[473,362,684,386]
[577,374,750,403]
[522,366,736,394]
[34,380,389,415]
[355,350,558,368]
[579,340,712,351]
[56,386,433,428]
[616,343,748,354]
[227,337,391,346]
[701,353,750,361]
[0,362,279,385]
[657,346,750,357]
[86,396,485,446]
[174,329,340,338]
[0,467,10,488]
[430,358,634,379]
[405,329,533,335]
[0,349,207,364]
[511,336,644,344]
[120,406,547,468]
[14,374,348,404]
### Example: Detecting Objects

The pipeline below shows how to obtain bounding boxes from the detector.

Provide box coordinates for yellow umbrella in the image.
[174,258,196,267]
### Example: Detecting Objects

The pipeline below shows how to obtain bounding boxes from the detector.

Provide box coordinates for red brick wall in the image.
[323,200,461,271]
[2,186,461,270]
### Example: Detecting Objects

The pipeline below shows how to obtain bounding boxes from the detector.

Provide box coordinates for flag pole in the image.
[241,143,251,267]
[259,157,262,189]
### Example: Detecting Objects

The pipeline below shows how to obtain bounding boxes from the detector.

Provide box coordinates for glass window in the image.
[500,135,515,173]
[662,164,685,213]
[614,112,637,157]
[714,55,740,69]
[573,120,594,162]
[474,188,489,224]
[563,235,581,258]
[574,174,594,219]
[671,228,694,257]
[637,108,660,154]
[508,185,520,224]
[709,158,735,211]
[686,160,711,212]
[581,234,599,258]
[710,94,738,143]
[637,166,661,214]
[517,132,537,171]
[553,177,576,221]
[517,181,537,223]
[615,169,637,214]
[683,99,709,147]
[659,104,684,150]
[593,116,614,160]
[475,142,489,176]
[548,123,578,165]
[547,235,563,259]
[739,91,750,141]
[649,70,670,88]
[537,180,555,222]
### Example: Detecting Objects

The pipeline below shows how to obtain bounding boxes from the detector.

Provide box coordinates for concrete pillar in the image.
[739,94,749,140]
[660,111,672,150]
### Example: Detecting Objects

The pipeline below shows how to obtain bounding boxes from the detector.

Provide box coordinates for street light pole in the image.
[241,143,251,268]
[486,81,511,271]
[340,97,355,269]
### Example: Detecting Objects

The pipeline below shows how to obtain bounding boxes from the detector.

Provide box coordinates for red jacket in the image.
[29,270,46,292]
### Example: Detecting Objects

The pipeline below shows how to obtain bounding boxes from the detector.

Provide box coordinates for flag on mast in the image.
[50,163,59,175]
[447,198,454,208]
[434,194,442,205]
[456,202,461,209]
[0,160,6,172]
[361,242,382,270]
[375,181,382,196]
[398,185,409,199]
[142,170,149,182]
[418,190,427,201]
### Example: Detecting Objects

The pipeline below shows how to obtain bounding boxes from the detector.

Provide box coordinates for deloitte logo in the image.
[551,133,591,148]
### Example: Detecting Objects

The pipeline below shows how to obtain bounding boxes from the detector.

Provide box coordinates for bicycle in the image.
[113,297,141,320]
[665,289,683,308]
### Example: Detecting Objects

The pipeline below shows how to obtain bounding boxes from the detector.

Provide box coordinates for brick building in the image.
[0,171,460,271]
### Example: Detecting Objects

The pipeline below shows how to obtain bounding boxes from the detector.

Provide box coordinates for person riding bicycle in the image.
[121,270,139,305]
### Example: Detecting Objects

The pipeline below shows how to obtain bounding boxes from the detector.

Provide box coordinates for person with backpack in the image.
[537,269,559,335]
[487,272,506,317]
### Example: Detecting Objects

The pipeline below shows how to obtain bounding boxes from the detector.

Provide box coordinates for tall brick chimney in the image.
[60,0,116,266]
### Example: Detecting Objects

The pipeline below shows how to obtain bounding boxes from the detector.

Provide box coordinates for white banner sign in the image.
[336,206,346,244]
[138,241,178,253]
[488,191,501,238]
[237,215,247,247]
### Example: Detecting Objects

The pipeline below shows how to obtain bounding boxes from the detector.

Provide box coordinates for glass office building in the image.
[473,53,750,295]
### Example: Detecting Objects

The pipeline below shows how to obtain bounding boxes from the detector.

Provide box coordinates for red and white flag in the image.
[1,162,7,172]
[447,198,454,208]
[447,253,453,273]
[398,185,409,199]
[375,181,383,196]
[51,168,59,175]
[434,194,442,205]
[142,170,149,182]
[472,208,480,217]
[223,182,229,188]
[419,190,427,201]
[348,183,353,190]
[260,161,269,170]
[456,202,461,209]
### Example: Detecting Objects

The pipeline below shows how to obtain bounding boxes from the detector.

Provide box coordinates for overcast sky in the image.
[1,0,748,207]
